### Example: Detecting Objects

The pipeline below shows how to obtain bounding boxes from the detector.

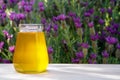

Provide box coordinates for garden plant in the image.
[0,0,120,64]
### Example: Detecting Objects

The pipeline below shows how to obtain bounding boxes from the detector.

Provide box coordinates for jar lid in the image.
[19,24,43,32]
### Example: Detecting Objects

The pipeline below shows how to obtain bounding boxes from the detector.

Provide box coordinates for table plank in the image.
[0,64,120,80]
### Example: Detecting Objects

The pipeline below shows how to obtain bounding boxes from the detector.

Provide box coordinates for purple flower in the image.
[1,13,6,20]
[84,12,91,17]
[81,43,89,48]
[102,50,109,58]
[18,0,26,9]
[57,14,66,21]
[88,22,94,28]
[2,59,11,63]
[73,17,82,28]
[90,53,97,59]
[0,41,4,49]
[88,8,94,14]
[75,22,82,28]
[84,8,94,17]
[116,43,120,49]
[38,2,44,7]
[68,12,76,18]
[52,16,59,22]
[0,0,4,6]
[24,5,32,13]
[73,17,80,23]
[30,0,35,6]
[99,31,107,42]
[2,30,9,36]
[9,46,15,53]
[9,0,17,4]
[110,0,116,2]
[1,4,7,10]
[100,8,106,13]
[88,59,92,64]
[39,6,45,12]
[0,57,2,62]
[106,36,118,44]
[72,58,79,63]
[17,13,26,20]
[41,18,46,25]
[107,8,112,15]
[3,30,13,39]
[48,46,53,54]
[53,24,58,32]
[38,2,45,12]
[98,18,105,25]
[90,33,99,41]
[9,12,17,21]
[45,24,51,33]
[76,51,84,59]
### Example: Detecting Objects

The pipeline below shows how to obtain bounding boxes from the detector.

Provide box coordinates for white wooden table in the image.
[0,64,120,80]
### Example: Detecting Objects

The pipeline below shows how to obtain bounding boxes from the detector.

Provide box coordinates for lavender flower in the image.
[0,41,4,49]
[88,22,94,28]
[1,4,7,10]
[98,18,105,25]
[45,24,51,33]
[72,58,79,63]
[3,30,13,39]
[73,17,81,23]
[76,51,84,59]
[38,2,44,7]
[48,46,53,54]
[107,8,112,15]
[110,0,116,2]
[84,12,91,17]
[41,18,46,25]
[106,36,118,44]
[38,2,45,12]
[53,24,58,32]
[88,59,92,64]
[0,0,4,6]
[2,59,11,63]
[116,43,120,49]
[100,8,106,13]
[75,22,82,28]
[90,53,97,59]
[9,0,18,4]
[2,30,9,36]
[57,14,66,21]
[81,43,89,48]
[88,8,94,14]
[52,16,59,22]
[9,46,15,53]
[9,12,26,21]
[90,33,99,41]
[24,5,32,13]
[17,13,26,20]
[9,12,17,21]
[68,12,76,18]
[1,12,6,20]
[84,8,94,17]
[0,57,2,62]
[73,17,82,28]
[18,0,26,9]
[102,50,109,58]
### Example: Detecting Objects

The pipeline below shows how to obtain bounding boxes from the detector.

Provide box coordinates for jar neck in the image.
[19,24,43,32]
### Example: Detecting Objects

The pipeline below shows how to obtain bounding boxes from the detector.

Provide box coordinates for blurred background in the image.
[0,0,120,64]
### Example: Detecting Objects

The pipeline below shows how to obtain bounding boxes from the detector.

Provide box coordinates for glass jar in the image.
[13,24,48,73]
